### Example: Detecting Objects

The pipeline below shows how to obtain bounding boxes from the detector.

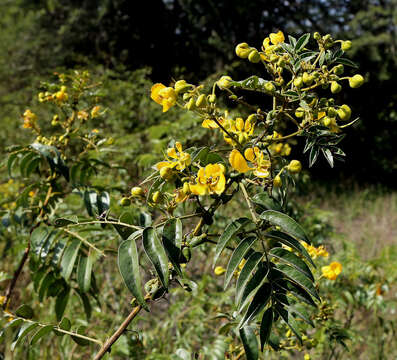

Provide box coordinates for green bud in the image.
[264,82,276,93]
[313,32,321,40]
[341,40,352,51]
[295,107,305,118]
[349,74,364,88]
[181,247,191,263]
[120,197,131,206]
[333,64,344,75]
[302,72,314,85]
[248,49,261,63]
[327,107,337,117]
[131,186,144,197]
[330,81,342,94]
[208,94,216,103]
[337,104,351,121]
[294,77,303,89]
[182,92,191,101]
[185,97,196,110]
[195,94,207,108]
[269,54,279,63]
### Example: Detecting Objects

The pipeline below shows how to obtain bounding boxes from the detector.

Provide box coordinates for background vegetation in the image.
[0,0,396,359]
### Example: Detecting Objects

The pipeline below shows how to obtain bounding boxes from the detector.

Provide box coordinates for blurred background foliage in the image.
[1,0,397,359]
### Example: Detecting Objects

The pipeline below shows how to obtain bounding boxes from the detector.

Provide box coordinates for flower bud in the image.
[208,94,216,103]
[277,58,286,67]
[235,43,251,58]
[327,107,337,117]
[332,64,344,75]
[295,107,305,118]
[195,94,207,108]
[131,186,144,197]
[313,32,321,40]
[217,76,233,89]
[182,182,190,194]
[152,191,161,204]
[264,82,276,93]
[248,49,261,63]
[273,175,282,187]
[294,77,303,89]
[160,166,174,181]
[120,197,131,206]
[236,117,244,131]
[214,266,226,276]
[323,34,332,43]
[174,80,191,94]
[269,54,279,63]
[341,40,352,51]
[181,247,191,263]
[330,81,342,94]
[182,92,191,101]
[302,72,314,85]
[337,104,351,121]
[323,116,332,126]
[349,74,364,88]
[287,160,302,174]
[185,97,196,111]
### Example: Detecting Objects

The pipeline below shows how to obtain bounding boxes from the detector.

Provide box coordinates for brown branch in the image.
[94,296,151,360]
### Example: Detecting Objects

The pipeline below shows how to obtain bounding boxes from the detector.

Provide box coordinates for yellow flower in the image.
[321,261,342,280]
[229,147,270,178]
[151,83,177,112]
[78,110,89,120]
[214,266,226,276]
[91,106,101,118]
[301,242,329,259]
[190,163,226,195]
[23,109,37,129]
[287,160,302,174]
[55,86,68,102]
[175,187,189,203]
[202,117,226,129]
[269,31,285,45]
[156,142,191,172]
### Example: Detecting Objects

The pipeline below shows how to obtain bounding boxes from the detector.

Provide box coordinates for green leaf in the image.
[83,190,97,216]
[224,236,256,290]
[260,308,273,351]
[71,326,90,346]
[7,153,18,177]
[15,304,34,319]
[295,33,310,51]
[76,291,92,320]
[265,230,314,267]
[55,288,70,321]
[20,152,37,178]
[97,191,110,216]
[239,325,259,360]
[59,317,71,331]
[275,265,319,300]
[77,252,94,292]
[270,248,313,281]
[235,252,263,306]
[322,148,334,168]
[252,193,282,212]
[214,218,251,266]
[309,146,319,167]
[118,234,147,310]
[336,57,358,68]
[239,283,271,328]
[11,322,39,350]
[60,238,81,281]
[30,325,54,345]
[113,212,137,240]
[54,216,78,227]
[260,210,309,243]
[38,272,54,302]
[162,218,183,277]
[275,305,302,344]
[143,227,169,289]
[288,304,314,327]
[31,226,51,259]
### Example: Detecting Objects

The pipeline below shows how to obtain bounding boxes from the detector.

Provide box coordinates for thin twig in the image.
[62,229,105,257]
[239,182,258,223]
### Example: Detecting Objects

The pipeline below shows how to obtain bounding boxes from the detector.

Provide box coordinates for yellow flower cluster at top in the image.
[301,241,329,259]
[321,261,342,280]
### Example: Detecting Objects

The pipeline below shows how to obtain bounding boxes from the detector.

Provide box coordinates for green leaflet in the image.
[55,288,70,321]
[260,308,273,351]
[77,251,94,292]
[239,325,259,360]
[15,304,34,319]
[60,238,81,281]
[239,283,271,328]
[11,322,39,351]
[265,230,314,267]
[118,233,147,310]
[224,236,256,290]
[143,227,169,289]
[270,247,314,281]
[275,304,302,344]
[260,210,310,243]
[30,325,54,345]
[162,218,183,277]
[214,218,251,266]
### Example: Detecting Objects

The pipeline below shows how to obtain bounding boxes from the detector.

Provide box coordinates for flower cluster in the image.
[321,261,343,280]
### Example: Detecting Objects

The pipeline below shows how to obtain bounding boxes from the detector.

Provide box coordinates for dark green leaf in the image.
[252,193,282,212]
[11,322,39,350]
[265,230,314,266]
[143,227,169,289]
[239,325,259,360]
[322,148,334,168]
[113,212,138,240]
[260,210,309,243]
[270,248,313,281]
[20,152,37,178]
[15,304,34,319]
[224,236,256,290]
[214,218,251,266]
[59,317,71,331]
[295,33,310,51]
[55,288,70,321]
[275,305,302,344]
[336,57,358,68]
[31,226,51,259]
[239,283,271,328]
[162,218,183,277]
[83,190,97,216]
[54,216,78,227]
[7,153,18,177]
[30,325,54,345]
[260,308,273,351]
[239,263,269,311]
[97,191,110,216]
[235,252,263,306]
[71,326,90,346]
[118,234,147,310]
[60,238,81,281]
[77,252,94,292]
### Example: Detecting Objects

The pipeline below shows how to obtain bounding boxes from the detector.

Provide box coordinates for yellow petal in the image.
[189,183,207,195]
[213,173,226,194]
[167,148,177,159]
[244,148,255,162]
[229,150,251,173]
[270,31,285,45]
[175,142,183,152]
[156,161,171,170]
[151,83,166,104]
[330,262,342,275]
